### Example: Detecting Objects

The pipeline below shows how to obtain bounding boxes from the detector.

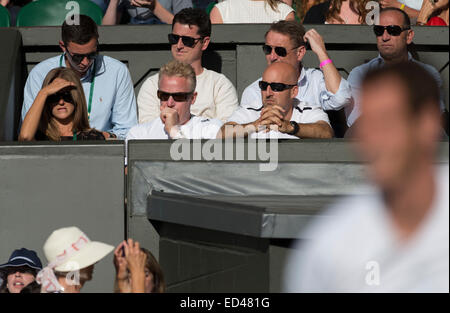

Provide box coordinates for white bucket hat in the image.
[43,226,114,272]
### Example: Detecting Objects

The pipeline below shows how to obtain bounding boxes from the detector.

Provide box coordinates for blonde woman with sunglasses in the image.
[19,67,105,141]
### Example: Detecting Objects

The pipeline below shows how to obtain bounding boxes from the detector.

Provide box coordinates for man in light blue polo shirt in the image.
[21,14,137,139]
[346,7,446,129]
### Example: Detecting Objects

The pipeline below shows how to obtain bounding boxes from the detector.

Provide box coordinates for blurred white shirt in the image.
[399,0,423,11]
[284,165,449,292]
[214,0,294,23]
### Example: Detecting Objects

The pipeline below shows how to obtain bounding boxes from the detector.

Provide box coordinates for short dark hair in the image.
[265,20,306,48]
[362,62,440,114]
[380,7,411,28]
[61,15,99,45]
[172,8,211,38]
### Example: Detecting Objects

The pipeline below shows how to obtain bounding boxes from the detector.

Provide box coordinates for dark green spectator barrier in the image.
[127,140,449,292]
[0,142,125,293]
[0,25,448,140]
[0,4,10,27]
[0,28,23,141]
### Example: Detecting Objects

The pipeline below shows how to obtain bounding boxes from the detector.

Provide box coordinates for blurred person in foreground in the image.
[284,62,449,292]
[114,238,165,293]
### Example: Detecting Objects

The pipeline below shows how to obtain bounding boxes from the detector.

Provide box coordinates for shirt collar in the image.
[298,67,307,86]
[61,54,100,83]
[376,52,413,65]
[297,67,308,100]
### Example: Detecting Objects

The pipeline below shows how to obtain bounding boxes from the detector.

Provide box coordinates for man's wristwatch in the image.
[288,121,299,135]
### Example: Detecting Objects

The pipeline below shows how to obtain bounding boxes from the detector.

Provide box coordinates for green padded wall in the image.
[16,0,103,27]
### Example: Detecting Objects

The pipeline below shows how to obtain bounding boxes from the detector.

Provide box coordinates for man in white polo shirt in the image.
[218,62,333,139]
[137,8,238,124]
[240,21,352,117]
[127,60,222,140]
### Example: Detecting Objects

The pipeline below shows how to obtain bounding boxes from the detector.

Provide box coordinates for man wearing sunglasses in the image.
[346,7,446,131]
[137,8,238,124]
[240,20,351,135]
[218,62,333,139]
[21,15,137,139]
[127,60,223,140]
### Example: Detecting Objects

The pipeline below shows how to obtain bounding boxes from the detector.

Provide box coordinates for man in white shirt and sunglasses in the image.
[127,60,222,140]
[240,20,352,137]
[218,62,333,139]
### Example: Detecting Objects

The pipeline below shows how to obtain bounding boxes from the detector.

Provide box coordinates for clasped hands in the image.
[254,105,294,134]
[113,239,147,293]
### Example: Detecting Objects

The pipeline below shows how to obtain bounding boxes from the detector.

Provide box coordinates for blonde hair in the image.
[39,67,90,141]
[158,60,196,92]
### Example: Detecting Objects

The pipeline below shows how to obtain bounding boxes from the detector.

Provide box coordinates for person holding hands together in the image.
[220,62,333,139]
[114,239,165,293]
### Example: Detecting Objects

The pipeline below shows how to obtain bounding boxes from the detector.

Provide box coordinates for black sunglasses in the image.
[262,44,299,57]
[259,81,297,92]
[4,267,36,276]
[47,91,73,104]
[168,34,203,48]
[157,90,193,102]
[373,25,410,37]
[65,46,98,64]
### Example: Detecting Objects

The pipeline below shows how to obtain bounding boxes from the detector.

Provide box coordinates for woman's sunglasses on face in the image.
[157,90,193,102]
[48,91,73,104]
[373,25,411,37]
[259,81,297,92]
[5,267,36,276]
[168,34,203,48]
